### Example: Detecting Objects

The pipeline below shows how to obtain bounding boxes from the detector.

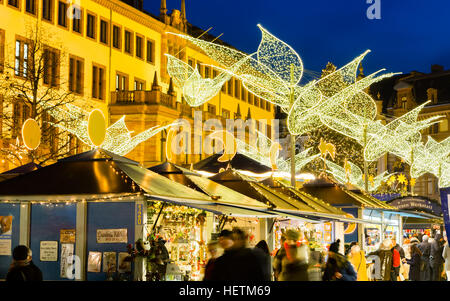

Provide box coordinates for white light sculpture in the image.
[46,104,179,156]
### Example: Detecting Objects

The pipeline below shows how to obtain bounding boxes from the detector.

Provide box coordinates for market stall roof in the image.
[300,176,397,211]
[0,149,212,204]
[192,152,272,174]
[0,162,41,182]
[259,177,348,216]
[148,162,268,209]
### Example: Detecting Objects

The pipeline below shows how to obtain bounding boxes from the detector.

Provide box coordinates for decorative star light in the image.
[46,104,179,156]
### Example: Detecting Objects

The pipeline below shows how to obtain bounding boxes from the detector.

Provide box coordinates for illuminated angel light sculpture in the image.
[168,24,304,109]
[166,54,235,107]
[324,158,391,192]
[45,104,178,156]
[234,130,319,174]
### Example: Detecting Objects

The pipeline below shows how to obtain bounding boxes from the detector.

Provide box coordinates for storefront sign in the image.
[96,229,128,243]
[60,229,76,243]
[40,241,58,261]
[388,197,442,216]
[0,215,13,255]
[439,188,450,241]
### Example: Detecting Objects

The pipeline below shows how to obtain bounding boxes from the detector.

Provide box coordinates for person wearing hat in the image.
[418,234,432,281]
[323,239,357,281]
[6,245,42,281]
[275,229,310,281]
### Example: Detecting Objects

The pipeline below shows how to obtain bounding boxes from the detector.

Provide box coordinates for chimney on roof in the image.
[431,64,444,73]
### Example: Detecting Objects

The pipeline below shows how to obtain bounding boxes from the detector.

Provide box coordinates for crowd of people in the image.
[4,229,450,281]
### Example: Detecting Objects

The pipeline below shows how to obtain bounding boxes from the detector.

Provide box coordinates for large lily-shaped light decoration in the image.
[46,104,179,156]
[324,158,392,192]
[364,101,443,162]
[409,136,450,187]
[168,24,304,109]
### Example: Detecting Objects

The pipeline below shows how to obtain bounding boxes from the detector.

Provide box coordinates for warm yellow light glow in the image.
[87,109,107,147]
[22,118,41,150]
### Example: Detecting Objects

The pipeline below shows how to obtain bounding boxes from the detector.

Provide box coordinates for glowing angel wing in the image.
[166,54,232,107]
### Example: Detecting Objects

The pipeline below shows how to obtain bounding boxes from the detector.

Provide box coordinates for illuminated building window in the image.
[266,101,271,111]
[43,47,60,87]
[57,1,68,27]
[135,35,143,58]
[124,30,132,54]
[207,104,216,115]
[196,61,203,77]
[234,79,240,99]
[227,78,233,95]
[100,20,108,45]
[42,0,53,22]
[92,64,105,100]
[134,78,145,91]
[254,96,259,107]
[69,56,84,95]
[26,0,36,14]
[15,39,29,77]
[112,25,121,49]
[260,98,265,109]
[8,0,19,8]
[86,13,96,39]
[204,66,210,79]
[146,40,154,63]
[115,72,128,91]
[72,7,82,33]
[241,84,246,101]
[222,109,230,119]
[248,91,253,105]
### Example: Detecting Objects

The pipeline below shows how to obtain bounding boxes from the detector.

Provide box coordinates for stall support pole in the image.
[334,222,345,254]
[398,214,403,246]
[19,202,30,247]
[380,211,385,240]
[357,208,364,249]
[205,212,214,242]
[134,200,147,281]
[266,218,275,254]
[259,218,267,246]
[75,201,87,281]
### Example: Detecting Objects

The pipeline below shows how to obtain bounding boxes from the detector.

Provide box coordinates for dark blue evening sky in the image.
[145,0,450,78]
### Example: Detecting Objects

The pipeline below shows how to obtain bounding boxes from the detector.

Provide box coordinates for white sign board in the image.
[0,239,11,256]
[96,229,128,243]
[40,241,58,261]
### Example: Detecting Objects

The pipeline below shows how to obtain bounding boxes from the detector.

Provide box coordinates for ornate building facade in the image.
[0,0,276,170]
[370,65,450,201]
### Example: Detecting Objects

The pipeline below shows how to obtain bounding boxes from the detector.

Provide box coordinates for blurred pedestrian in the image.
[6,245,42,281]
[255,240,271,280]
[390,240,401,281]
[203,241,220,281]
[442,239,450,281]
[430,233,445,281]
[276,230,309,281]
[210,228,269,281]
[367,239,394,281]
[406,241,422,281]
[418,235,432,281]
[347,242,368,281]
[323,239,357,281]
[273,234,286,281]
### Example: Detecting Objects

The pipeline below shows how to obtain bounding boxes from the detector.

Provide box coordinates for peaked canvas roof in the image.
[193,152,272,174]
[0,162,41,182]
[0,149,211,203]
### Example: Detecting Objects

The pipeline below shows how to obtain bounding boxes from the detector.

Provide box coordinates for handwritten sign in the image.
[40,241,58,261]
[96,229,128,243]
[60,229,76,243]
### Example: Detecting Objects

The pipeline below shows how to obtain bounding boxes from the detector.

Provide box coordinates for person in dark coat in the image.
[273,234,286,281]
[367,239,394,281]
[418,235,432,281]
[407,242,422,281]
[430,234,445,281]
[323,239,357,281]
[209,228,269,281]
[6,245,43,281]
[255,240,272,280]
[203,241,220,281]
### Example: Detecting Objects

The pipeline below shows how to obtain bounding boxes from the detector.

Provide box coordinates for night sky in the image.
[144,0,450,79]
